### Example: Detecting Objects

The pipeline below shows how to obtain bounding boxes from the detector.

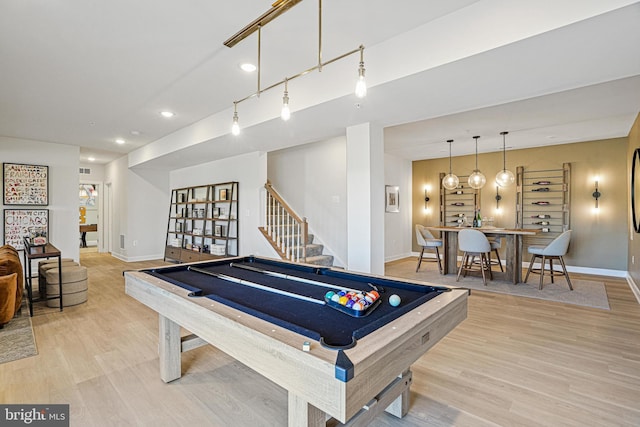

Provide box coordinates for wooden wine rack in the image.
[516,163,571,247]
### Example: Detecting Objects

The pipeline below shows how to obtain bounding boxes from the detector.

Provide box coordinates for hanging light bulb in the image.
[442,139,459,190]
[231,103,240,136]
[468,136,486,189]
[281,78,291,121]
[355,45,367,98]
[495,131,515,187]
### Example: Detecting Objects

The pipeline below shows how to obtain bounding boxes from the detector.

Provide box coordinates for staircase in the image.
[259,182,334,267]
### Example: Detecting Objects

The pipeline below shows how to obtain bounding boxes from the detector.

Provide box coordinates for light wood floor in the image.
[1,252,639,426]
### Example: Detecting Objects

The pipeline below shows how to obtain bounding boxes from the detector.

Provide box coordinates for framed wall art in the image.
[3,208,49,250]
[3,163,49,205]
[385,185,400,213]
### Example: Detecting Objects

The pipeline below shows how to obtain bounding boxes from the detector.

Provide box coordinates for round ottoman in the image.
[45,266,88,308]
[38,260,79,297]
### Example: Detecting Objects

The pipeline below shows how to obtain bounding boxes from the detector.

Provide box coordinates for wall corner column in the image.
[346,122,385,275]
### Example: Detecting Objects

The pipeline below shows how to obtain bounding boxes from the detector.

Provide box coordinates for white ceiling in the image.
[1,1,639,166]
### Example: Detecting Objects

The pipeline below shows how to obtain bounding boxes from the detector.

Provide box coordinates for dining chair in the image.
[456,228,492,285]
[524,230,573,290]
[488,237,504,272]
[473,236,503,273]
[415,224,443,274]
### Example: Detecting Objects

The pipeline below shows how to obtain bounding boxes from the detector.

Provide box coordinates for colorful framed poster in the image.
[3,209,49,250]
[3,163,49,205]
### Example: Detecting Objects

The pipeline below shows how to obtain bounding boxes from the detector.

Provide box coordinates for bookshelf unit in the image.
[164,181,238,262]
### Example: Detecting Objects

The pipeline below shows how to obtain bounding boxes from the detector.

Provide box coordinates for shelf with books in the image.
[165,181,238,262]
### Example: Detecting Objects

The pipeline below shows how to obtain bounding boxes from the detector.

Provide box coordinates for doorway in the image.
[79,183,100,252]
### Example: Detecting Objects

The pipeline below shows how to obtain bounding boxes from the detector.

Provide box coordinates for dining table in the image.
[427,226,538,284]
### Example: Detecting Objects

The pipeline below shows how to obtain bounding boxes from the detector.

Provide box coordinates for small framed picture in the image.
[385,185,400,213]
[219,189,228,200]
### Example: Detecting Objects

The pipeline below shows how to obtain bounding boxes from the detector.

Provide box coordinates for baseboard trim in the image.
[627,274,640,304]
[110,252,164,263]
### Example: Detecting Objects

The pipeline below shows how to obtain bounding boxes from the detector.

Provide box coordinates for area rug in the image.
[0,302,38,364]
[386,259,610,310]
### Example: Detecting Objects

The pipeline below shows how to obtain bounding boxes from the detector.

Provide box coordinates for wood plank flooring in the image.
[1,252,639,426]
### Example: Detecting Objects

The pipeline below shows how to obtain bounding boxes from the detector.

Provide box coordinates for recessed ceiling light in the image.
[88,157,95,162]
[115,138,125,145]
[160,111,175,118]
[130,130,140,136]
[240,63,257,72]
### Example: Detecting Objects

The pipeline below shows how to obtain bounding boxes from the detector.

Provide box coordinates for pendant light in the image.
[231,102,240,136]
[495,131,515,187]
[281,78,291,121]
[468,136,486,189]
[442,139,459,190]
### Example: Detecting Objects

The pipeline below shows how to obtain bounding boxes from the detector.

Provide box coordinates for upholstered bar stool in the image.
[457,229,492,285]
[524,230,573,290]
[473,236,503,272]
[415,224,443,274]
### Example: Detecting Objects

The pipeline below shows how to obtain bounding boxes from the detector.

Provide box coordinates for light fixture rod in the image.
[501,131,508,170]
[474,136,480,170]
[318,0,322,71]
[257,25,262,97]
[447,139,453,174]
[223,0,303,48]
[232,45,363,105]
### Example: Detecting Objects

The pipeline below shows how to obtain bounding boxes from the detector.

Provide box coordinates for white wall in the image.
[1,137,80,265]
[104,157,170,262]
[267,137,348,267]
[170,151,273,257]
[126,168,170,260]
[384,153,413,262]
[105,157,129,259]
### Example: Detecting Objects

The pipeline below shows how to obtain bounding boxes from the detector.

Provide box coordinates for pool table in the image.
[124,256,467,426]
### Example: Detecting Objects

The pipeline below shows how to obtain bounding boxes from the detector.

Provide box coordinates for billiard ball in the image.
[325,291,335,300]
[389,294,401,307]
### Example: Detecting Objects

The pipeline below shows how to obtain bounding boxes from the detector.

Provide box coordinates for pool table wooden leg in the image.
[159,314,181,383]
[288,392,325,427]
[384,370,411,418]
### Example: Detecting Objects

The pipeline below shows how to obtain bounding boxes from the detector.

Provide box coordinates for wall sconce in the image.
[495,185,502,212]
[424,185,431,213]
[592,177,601,212]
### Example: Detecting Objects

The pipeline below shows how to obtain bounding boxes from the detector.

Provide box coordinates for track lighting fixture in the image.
[226,0,366,135]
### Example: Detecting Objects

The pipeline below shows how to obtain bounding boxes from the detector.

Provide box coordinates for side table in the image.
[23,237,63,316]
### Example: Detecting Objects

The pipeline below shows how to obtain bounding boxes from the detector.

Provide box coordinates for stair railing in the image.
[263,182,308,263]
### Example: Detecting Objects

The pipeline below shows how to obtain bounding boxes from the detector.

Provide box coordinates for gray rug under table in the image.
[386,259,610,310]
[0,302,38,364]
